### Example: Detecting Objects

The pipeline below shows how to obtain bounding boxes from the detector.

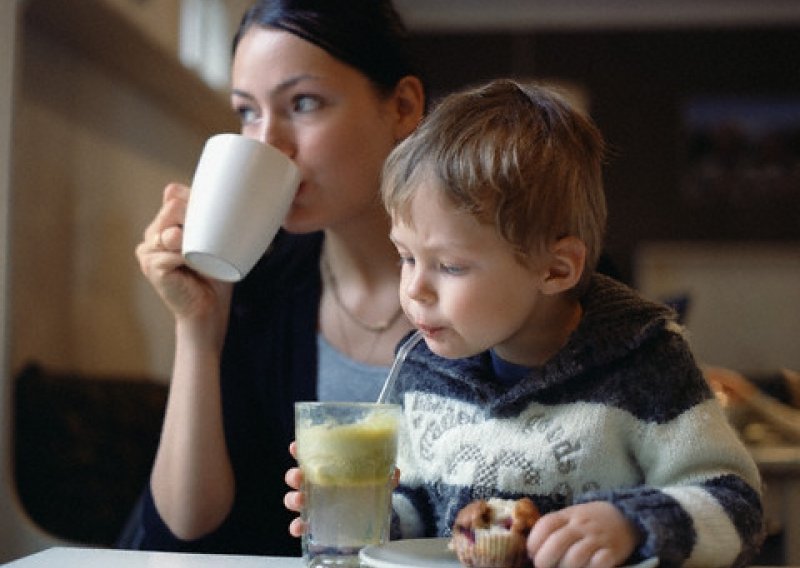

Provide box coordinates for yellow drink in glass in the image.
[295,402,400,567]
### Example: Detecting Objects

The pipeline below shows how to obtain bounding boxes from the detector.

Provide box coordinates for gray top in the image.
[316,333,389,402]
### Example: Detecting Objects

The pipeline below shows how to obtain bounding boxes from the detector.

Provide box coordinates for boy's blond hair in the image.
[382,79,607,296]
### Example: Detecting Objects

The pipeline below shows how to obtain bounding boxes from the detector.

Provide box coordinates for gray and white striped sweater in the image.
[387,274,764,567]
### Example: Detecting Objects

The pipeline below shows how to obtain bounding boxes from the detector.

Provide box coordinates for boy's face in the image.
[389,184,552,362]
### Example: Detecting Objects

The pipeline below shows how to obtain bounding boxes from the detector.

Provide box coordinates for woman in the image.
[127,0,424,555]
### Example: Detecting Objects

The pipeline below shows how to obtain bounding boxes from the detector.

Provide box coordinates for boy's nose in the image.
[405,270,434,304]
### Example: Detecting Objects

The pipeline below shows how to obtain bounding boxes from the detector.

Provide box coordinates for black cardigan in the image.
[129,231,324,556]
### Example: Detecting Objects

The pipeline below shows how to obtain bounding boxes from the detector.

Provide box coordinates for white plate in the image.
[359,538,659,568]
[359,538,459,568]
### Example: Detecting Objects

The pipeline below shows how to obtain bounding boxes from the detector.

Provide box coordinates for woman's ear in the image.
[540,236,586,296]
[391,75,425,141]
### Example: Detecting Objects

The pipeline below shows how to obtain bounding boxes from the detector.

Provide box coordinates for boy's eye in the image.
[441,263,466,275]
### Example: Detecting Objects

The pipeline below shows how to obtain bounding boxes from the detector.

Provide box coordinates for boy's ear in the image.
[540,236,586,295]
[391,75,425,141]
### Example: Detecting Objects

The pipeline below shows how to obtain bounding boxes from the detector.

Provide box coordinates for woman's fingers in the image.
[137,183,192,288]
[157,224,184,252]
[142,183,189,252]
[163,181,190,203]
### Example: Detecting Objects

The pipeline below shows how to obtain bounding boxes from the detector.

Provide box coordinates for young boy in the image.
[380,79,763,567]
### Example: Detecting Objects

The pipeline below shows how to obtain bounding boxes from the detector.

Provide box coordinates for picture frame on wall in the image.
[681,96,800,213]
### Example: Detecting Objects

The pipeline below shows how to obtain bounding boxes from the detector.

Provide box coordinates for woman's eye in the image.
[398,254,415,266]
[292,94,323,114]
[234,105,259,125]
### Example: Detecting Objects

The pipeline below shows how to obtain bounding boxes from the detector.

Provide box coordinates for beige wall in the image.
[5,1,265,383]
[102,0,181,54]
[635,243,800,373]
[1,3,64,562]
[1,1,240,559]
[8,0,223,381]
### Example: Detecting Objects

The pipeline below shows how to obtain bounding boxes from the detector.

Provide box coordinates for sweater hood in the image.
[397,275,681,410]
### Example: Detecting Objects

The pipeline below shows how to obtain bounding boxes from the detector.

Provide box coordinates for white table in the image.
[2,547,304,567]
[3,546,795,568]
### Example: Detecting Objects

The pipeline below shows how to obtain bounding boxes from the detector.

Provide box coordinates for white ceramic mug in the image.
[182,133,301,281]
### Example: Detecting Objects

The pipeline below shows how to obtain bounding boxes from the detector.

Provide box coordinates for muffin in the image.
[449,497,540,568]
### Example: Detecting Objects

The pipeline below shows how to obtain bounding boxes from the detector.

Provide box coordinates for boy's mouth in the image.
[417,324,444,337]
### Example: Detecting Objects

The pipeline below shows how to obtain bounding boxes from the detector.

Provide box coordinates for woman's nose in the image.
[252,116,295,158]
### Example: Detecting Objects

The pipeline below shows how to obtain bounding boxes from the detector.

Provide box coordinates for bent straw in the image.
[377,330,423,403]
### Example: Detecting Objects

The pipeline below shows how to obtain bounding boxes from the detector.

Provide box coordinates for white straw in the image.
[377,330,423,403]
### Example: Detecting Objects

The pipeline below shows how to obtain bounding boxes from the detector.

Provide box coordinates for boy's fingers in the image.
[289,517,306,537]
[285,467,304,490]
[284,490,305,513]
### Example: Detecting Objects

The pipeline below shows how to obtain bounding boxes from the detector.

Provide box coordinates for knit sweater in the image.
[386,274,764,567]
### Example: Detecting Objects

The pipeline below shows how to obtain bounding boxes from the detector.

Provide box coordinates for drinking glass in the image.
[295,402,401,567]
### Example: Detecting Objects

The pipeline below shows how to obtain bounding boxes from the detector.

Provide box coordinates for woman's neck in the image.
[319,221,413,366]
[322,211,398,288]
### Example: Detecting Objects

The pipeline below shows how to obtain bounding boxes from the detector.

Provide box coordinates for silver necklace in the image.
[322,254,404,334]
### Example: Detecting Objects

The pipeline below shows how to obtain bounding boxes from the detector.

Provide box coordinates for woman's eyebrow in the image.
[230,88,256,102]
[231,74,322,101]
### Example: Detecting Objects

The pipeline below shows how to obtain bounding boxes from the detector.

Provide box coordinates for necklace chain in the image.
[331,287,383,363]
[322,254,404,334]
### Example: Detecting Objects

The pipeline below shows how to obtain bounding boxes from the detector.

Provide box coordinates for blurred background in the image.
[1,0,799,563]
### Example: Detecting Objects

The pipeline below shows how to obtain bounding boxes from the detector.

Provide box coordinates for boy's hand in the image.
[527,501,638,568]
[284,441,306,537]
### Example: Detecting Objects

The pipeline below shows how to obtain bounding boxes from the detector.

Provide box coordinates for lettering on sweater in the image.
[405,393,605,502]
[411,394,484,460]
[522,413,581,474]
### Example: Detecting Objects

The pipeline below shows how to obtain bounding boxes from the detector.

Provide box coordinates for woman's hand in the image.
[136,183,233,337]
[527,501,638,568]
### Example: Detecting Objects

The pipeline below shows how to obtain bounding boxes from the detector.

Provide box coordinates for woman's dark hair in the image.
[233,0,420,93]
